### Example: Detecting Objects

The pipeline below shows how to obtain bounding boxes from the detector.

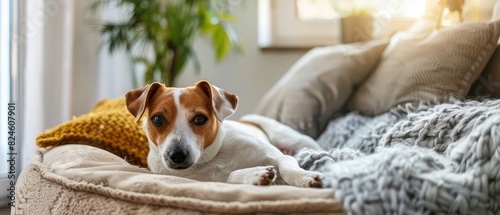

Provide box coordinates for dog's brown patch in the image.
[179,86,219,150]
[238,120,268,137]
[224,91,238,109]
[145,87,177,146]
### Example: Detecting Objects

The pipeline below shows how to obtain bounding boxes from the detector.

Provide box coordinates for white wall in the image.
[175,1,307,119]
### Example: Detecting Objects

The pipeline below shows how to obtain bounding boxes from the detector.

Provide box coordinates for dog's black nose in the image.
[168,148,188,164]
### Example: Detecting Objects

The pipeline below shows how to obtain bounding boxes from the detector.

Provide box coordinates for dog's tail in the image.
[239,114,323,155]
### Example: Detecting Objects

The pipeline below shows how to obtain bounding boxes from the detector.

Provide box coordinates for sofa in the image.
[257,20,500,214]
[254,18,500,214]
[13,14,500,215]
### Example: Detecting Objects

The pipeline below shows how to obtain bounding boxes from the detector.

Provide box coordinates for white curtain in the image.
[20,0,132,169]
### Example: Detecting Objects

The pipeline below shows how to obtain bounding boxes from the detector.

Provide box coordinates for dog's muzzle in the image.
[165,147,192,169]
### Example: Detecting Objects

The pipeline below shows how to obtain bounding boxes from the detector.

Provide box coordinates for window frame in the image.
[258,0,419,49]
[258,0,341,48]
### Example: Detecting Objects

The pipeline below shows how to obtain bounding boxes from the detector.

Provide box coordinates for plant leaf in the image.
[212,25,232,61]
[199,11,216,35]
[133,57,152,68]
[218,13,238,22]
[144,66,154,85]
[186,46,201,74]
[219,21,242,52]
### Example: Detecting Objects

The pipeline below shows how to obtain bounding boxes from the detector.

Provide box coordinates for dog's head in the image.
[125,80,238,172]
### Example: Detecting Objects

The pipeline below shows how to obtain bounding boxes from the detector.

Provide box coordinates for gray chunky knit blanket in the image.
[295,98,500,215]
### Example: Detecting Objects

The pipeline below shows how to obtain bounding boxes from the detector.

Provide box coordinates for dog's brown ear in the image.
[125,82,163,122]
[196,80,238,122]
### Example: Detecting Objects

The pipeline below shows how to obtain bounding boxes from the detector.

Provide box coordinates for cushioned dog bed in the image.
[14,145,341,214]
[13,98,342,214]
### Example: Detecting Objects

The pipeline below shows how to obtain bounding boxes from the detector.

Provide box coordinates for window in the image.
[296,0,425,20]
[1,0,19,208]
[258,0,427,48]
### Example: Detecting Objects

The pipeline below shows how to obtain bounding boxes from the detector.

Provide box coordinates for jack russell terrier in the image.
[125,81,323,187]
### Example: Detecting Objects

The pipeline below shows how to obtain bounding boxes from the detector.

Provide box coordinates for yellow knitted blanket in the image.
[36,97,149,168]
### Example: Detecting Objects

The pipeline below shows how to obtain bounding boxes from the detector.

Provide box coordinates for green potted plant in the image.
[330,1,373,43]
[92,0,242,87]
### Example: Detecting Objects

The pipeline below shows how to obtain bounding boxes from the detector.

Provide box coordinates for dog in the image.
[125,80,323,187]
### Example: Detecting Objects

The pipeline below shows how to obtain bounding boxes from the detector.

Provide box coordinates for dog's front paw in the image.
[307,174,323,188]
[297,172,323,188]
[253,166,277,186]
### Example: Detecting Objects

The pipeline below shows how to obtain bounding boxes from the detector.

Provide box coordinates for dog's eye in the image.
[151,115,165,127]
[193,115,208,126]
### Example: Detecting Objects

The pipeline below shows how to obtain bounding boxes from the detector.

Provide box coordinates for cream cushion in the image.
[348,20,500,116]
[13,144,341,214]
[256,40,388,138]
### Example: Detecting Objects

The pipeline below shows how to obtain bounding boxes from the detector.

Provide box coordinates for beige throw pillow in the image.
[348,20,500,116]
[255,40,388,138]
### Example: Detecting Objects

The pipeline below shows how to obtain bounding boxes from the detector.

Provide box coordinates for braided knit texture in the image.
[36,98,149,168]
[296,98,500,214]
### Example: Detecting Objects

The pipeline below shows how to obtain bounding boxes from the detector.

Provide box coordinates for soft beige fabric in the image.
[468,45,500,98]
[13,145,343,214]
[255,40,388,138]
[348,20,500,116]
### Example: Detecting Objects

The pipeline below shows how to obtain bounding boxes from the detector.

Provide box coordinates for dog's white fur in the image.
[125,81,323,187]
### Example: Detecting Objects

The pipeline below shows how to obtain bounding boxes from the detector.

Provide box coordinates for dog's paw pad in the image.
[308,175,323,188]
[296,173,323,188]
[254,166,277,186]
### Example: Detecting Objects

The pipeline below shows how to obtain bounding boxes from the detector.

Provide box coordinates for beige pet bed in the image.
[13,98,342,214]
[14,145,341,214]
